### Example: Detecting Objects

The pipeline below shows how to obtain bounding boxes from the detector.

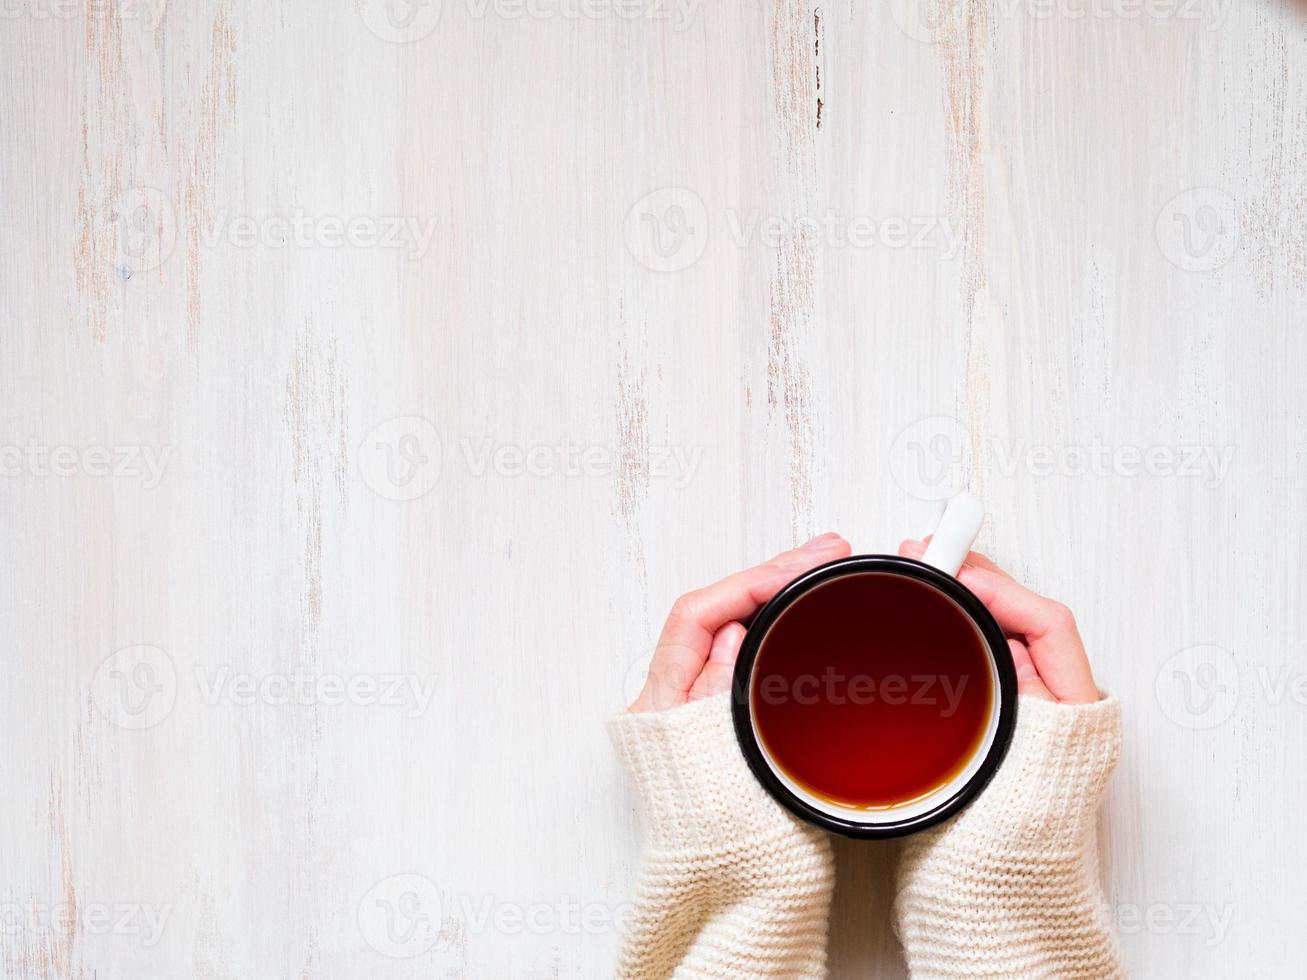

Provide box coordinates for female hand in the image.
[899,538,1101,703]
[613,535,850,979]
[629,532,852,712]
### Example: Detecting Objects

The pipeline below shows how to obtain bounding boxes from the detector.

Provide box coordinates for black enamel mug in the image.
[731,494,1018,839]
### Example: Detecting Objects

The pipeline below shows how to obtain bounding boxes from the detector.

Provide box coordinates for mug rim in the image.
[730,554,1018,839]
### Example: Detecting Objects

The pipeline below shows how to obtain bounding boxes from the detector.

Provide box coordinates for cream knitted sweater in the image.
[609,691,1123,979]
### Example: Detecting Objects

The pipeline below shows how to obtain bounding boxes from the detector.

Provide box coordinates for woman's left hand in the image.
[629,532,852,712]
[898,538,1102,704]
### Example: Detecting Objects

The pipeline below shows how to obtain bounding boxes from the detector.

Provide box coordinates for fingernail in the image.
[1015,659,1040,681]
[803,532,839,549]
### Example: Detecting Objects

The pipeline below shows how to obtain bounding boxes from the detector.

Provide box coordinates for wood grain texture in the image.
[2,1,1304,977]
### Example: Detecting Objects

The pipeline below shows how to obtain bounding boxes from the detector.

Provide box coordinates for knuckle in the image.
[669,591,701,623]
[1045,600,1076,629]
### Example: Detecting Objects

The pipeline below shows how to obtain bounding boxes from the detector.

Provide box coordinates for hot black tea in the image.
[750,572,993,810]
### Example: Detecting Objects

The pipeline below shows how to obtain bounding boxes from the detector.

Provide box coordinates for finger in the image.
[1008,637,1053,701]
[652,534,849,665]
[898,539,927,560]
[688,622,747,701]
[706,620,747,665]
[897,539,1090,700]
[656,533,850,651]
[955,564,1076,642]
[898,538,1014,579]
[638,533,852,710]
[959,549,1015,579]
[955,565,1099,703]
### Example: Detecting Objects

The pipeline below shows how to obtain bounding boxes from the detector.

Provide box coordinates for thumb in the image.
[688,621,747,701]
[1009,638,1054,701]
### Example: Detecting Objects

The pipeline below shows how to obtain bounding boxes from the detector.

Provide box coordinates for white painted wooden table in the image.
[2,1,1303,977]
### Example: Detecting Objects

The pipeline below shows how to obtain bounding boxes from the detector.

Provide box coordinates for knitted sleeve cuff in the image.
[968,692,1122,846]
[608,692,800,853]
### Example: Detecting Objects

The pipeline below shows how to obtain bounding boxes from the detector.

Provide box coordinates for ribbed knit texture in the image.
[893,694,1125,979]
[609,692,834,979]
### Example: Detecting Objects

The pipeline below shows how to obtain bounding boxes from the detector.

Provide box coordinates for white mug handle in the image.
[919,492,984,577]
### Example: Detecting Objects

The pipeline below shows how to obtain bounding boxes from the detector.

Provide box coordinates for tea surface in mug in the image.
[750,572,993,810]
